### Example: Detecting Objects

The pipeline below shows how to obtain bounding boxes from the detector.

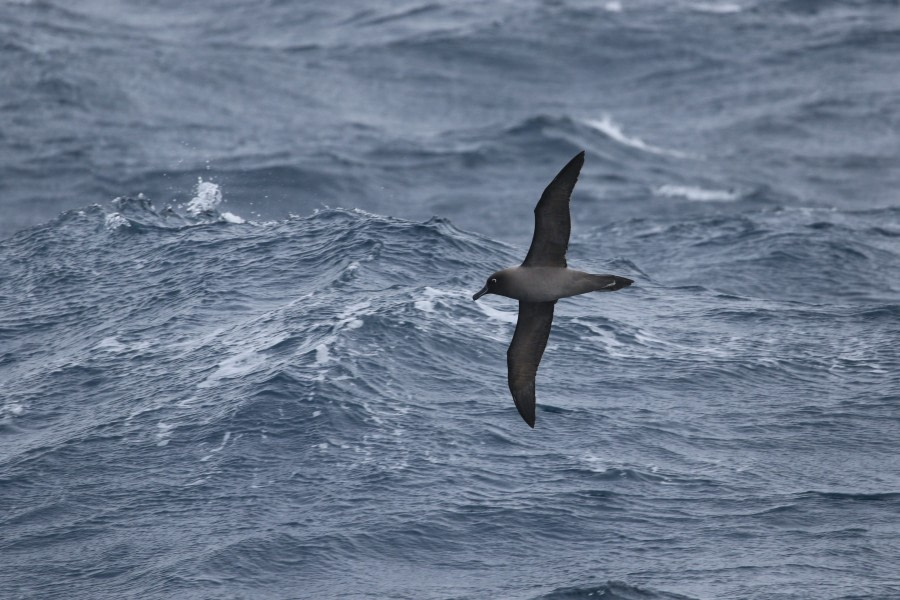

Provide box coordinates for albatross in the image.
[472,151,633,427]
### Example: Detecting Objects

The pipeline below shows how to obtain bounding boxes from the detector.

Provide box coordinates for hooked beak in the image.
[472,285,489,301]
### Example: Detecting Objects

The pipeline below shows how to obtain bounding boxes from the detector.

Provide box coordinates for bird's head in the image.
[472,271,504,301]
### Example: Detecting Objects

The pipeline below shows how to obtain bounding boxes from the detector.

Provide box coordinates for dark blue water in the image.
[2,1,900,598]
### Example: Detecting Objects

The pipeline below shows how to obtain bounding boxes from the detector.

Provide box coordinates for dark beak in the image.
[472,285,489,301]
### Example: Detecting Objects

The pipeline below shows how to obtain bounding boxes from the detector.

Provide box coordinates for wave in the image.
[613,205,900,303]
[799,490,900,503]
[534,581,699,600]
[583,115,693,159]
[4,0,900,596]
[2,185,898,600]
[0,196,518,449]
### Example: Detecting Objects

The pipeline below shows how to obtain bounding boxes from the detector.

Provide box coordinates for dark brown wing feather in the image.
[521,151,585,268]
[507,301,556,428]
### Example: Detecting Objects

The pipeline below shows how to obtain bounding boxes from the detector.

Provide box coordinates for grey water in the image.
[2,1,900,598]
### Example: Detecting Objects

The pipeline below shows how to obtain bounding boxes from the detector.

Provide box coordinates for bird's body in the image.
[479,266,630,303]
[473,151,633,428]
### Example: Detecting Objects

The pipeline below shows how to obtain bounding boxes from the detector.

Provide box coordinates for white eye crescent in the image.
[490,278,497,284]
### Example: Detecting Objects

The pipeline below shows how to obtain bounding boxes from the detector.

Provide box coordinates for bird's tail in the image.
[591,274,633,292]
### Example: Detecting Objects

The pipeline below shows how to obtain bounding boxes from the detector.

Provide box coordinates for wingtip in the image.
[566,151,585,176]
[570,150,586,166]
[545,151,586,191]
[520,409,536,428]
[513,395,537,428]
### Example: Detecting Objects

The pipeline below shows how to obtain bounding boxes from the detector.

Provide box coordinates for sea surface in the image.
[2,1,900,598]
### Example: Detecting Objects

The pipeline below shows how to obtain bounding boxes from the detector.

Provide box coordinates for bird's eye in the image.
[490,278,497,285]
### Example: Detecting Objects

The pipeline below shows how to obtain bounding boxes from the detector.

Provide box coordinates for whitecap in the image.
[315,342,332,366]
[477,301,518,325]
[414,300,435,313]
[585,115,691,158]
[187,178,223,214]
[198,348,266,388]
[414,287,469,316]
[185,180,247,223]
[339,300,372,321]
[156,421,175,446]
[689,2,741,14]
[655,184,740,202]
[105,213,131,230]
[2,402,25,417]
[221,212,245,224]
[573,319,631,359]
[413,286,456,314]
[95,336,127,353]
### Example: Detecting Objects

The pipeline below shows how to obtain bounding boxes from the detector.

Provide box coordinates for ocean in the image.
[2,1,900,598]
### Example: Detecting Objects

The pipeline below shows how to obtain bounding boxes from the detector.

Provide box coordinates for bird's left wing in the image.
[521,151,584,268]
[507,300,556,428]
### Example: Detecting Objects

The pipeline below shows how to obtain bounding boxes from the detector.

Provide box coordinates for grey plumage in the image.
[473,152,633,427]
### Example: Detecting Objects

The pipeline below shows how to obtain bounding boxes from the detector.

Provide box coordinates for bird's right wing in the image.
[521,151,584,268]
[507,300,556,428]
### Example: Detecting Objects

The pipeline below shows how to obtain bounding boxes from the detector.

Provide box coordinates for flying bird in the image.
[472,152,633,427]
